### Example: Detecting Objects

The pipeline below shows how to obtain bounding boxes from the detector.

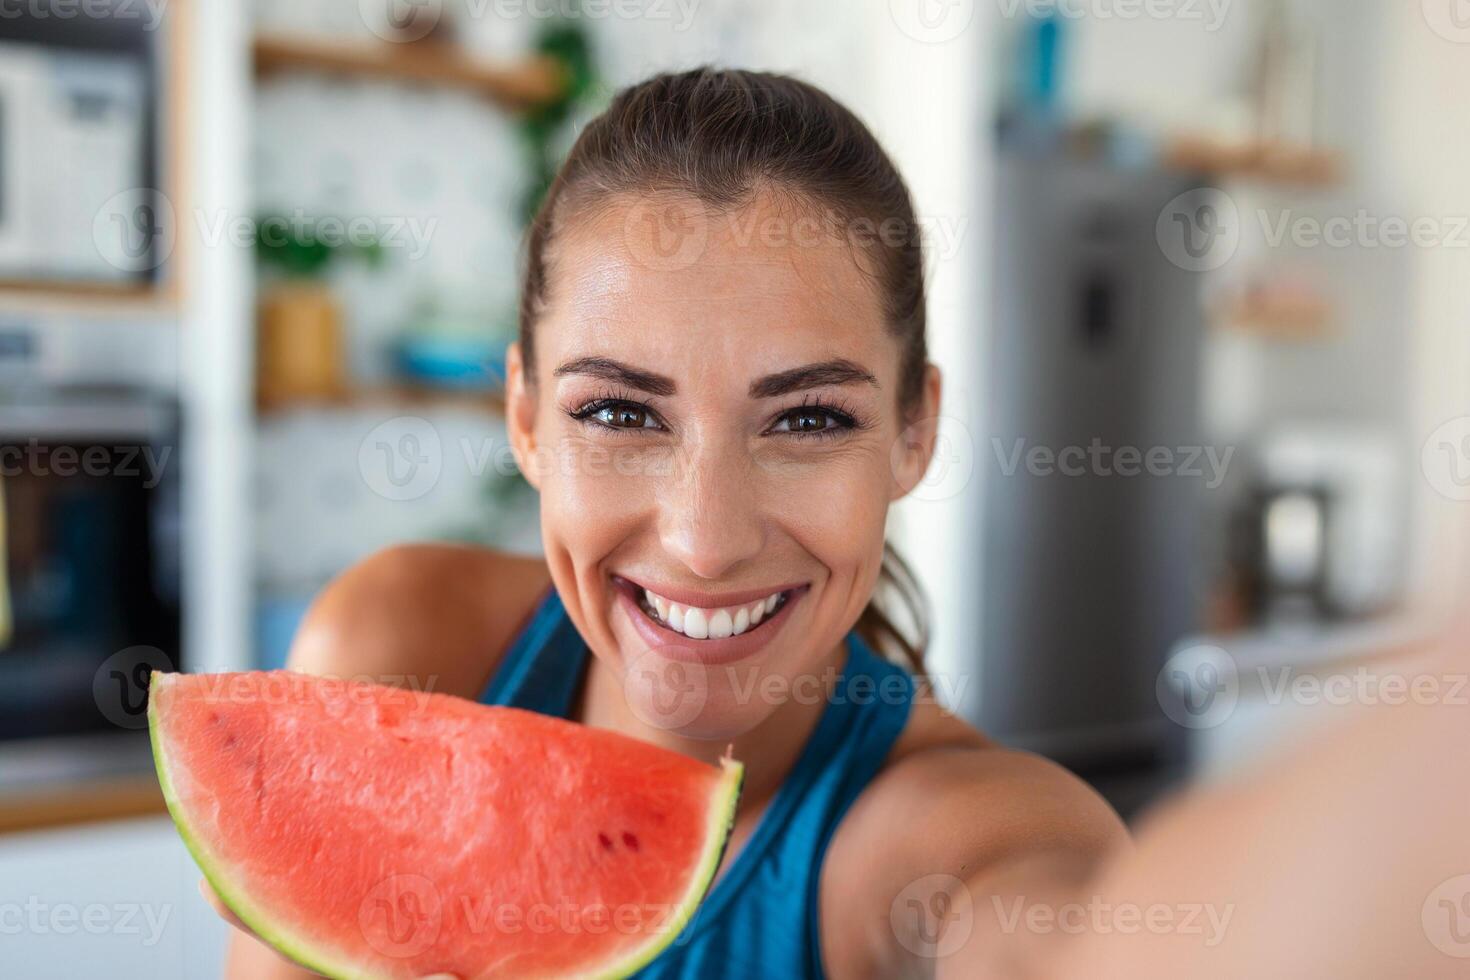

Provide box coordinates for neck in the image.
[573,638,849,808]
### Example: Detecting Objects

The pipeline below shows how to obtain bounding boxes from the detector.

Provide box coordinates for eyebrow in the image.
[551,356,879,399]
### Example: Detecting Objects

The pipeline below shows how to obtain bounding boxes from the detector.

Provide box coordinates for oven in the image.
[0,390,181,743]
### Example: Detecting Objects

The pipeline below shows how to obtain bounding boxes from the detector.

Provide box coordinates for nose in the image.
[657,441,766,580]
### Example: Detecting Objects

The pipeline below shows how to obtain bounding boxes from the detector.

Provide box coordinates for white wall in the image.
[865,2,991,717]
[0,818,229,979]
[1371,3,1470,610]
[182,0,255,675]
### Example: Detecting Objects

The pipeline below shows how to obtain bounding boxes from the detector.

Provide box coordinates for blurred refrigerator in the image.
[981,151,1206,797]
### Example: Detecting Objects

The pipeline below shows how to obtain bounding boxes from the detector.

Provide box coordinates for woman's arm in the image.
[864,638,1469,979]
[820,704,1130,977]
[218,544,551,980]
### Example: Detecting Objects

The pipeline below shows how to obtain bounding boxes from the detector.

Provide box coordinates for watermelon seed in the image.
[622,832,640,852]
[597,832,614,851]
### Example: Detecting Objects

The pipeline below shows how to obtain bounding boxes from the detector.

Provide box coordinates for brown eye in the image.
[611,406,647,427]
[772,406,853,437]
[789,410,830,432]
[567,397,664,432]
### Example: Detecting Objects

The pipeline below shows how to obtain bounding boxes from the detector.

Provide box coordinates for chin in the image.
[616,644,785,741]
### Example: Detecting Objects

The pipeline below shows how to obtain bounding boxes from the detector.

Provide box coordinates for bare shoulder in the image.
[819,698,1129,974]
[287,544,552,699]
[844,699,1125,868]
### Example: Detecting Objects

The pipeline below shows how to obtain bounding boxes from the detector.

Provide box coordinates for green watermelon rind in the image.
[148,671,746,980]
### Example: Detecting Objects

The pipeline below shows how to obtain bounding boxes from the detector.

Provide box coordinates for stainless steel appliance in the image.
[981,152,1207,791]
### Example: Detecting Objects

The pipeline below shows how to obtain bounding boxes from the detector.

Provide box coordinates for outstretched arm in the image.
[888,636,1468,979]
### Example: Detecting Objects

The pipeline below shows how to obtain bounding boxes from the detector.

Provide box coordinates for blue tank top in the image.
[478,585,915,978]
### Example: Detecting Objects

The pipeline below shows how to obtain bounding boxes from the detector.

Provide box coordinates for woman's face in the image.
[507,189,939,739]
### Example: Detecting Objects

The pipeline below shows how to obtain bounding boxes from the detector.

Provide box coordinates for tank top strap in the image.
[478,586,588,715]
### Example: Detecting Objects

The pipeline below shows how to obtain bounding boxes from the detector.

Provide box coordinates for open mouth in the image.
[612,576,801,641]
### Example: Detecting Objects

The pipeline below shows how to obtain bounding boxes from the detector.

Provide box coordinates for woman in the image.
[218,67,1128,978]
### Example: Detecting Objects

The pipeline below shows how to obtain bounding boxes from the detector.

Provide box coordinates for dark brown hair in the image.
[519,67,930,671]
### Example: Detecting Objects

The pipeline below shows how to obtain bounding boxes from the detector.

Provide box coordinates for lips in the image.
[611,575,808,665]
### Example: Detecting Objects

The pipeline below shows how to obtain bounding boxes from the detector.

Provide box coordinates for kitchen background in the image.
[1,0,1468,975]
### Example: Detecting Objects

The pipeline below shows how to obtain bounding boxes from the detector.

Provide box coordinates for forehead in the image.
[538,191,892,370]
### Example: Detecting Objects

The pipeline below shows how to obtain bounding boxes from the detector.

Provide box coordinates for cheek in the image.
[536,435,665,557]
[755,446,892,562]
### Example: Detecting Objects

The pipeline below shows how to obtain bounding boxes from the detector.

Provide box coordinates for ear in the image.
[505,341,541,491]
[890,363,943,501]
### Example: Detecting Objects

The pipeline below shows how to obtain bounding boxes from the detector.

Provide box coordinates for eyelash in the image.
[563,388,868,441]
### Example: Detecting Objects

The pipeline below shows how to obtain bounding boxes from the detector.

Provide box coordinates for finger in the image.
[198,877,252,935]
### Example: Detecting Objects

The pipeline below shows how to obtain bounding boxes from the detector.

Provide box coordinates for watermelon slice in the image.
[148,671,743,979]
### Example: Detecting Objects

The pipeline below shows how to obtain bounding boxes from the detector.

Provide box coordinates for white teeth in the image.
[638,586,787,639]
[684,607,709,639]
[708,609,733,639]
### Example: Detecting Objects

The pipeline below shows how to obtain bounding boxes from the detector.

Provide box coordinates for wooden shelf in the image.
[1164,136,1343,188]
[0,278,178,315]
[0,775,166,836]
[257,383,505,417]
[252,34,565,110]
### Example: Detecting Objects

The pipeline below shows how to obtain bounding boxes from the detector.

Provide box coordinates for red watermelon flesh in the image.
[148,671,743,979]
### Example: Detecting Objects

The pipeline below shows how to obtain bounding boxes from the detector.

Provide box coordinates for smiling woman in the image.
[219,68,1128,980]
